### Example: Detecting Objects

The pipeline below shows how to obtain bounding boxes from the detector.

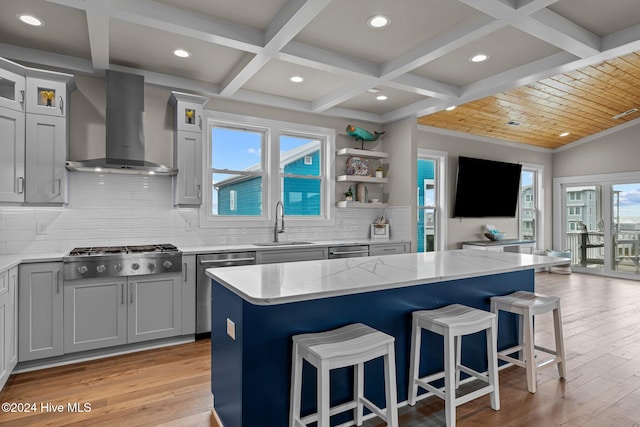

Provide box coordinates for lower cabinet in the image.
[0,267,18,390]
[64,273,182,353]
[256,247,329,264]
[18,262,63,362]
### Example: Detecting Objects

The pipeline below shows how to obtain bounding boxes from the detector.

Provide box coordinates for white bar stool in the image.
[289,323,399,427]
[408,304,499,427]
[490,291,566,393]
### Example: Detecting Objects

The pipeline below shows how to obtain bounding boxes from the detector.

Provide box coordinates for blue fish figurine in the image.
[346,125,385,142]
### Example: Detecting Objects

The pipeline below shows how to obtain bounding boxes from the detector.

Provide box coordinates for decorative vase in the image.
[356,183,367,202]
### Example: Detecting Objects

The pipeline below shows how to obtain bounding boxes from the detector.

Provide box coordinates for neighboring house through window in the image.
[203,112,334,228]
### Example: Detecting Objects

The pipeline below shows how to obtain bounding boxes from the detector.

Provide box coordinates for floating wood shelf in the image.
[336,148,388,159]
[336,201,388,208]
[336,175,388,183]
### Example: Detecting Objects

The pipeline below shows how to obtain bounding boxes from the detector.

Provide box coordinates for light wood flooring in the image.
[2,272,640,426]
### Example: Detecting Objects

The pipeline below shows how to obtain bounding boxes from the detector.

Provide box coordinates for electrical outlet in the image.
[36,222,48,235]
[226,318,236,340]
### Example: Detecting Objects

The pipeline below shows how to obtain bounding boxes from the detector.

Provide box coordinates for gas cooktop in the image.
[68,244,179,256]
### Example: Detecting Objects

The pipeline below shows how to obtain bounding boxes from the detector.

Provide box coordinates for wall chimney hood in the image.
[66,70,177,176]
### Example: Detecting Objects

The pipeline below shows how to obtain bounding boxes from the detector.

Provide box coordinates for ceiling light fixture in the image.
[18,14,43,26]
[367,88,381,94]
[367,15,390,29]
[289,75,304,83]
[445,106,456,111]
[507,120,520,126]
[612,108,638,119]
[376,95,388,101]
[469,53,489,63]
[559,132,570,137]
[173,49,191,58]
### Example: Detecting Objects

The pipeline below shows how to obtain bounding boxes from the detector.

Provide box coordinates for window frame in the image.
[417,148,447,252]
[519,163,544,250]
[200,111,335,229]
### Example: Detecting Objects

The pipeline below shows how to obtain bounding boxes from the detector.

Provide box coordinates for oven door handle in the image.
[199,257,255,265]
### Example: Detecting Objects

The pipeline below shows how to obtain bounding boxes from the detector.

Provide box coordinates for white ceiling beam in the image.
[386,74,459,100]
[0,43,94,74]
[219,0,331,97]
[382,98,442,124]
[311,79,378,112]
[278,41,379,77]
[602,23,640,52]
[107,0,264,54]
[523,9,600,57]
[84,0,110,71]
[379,15,506,79]
[219,54,269,97]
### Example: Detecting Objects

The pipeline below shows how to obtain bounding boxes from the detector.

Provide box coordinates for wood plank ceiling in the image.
[418,51,640,149]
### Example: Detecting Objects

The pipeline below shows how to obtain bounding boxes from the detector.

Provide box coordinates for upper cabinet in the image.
[25,76,69,117]
[0,57,74,205]
[170,91,209,206]
[0,61,26,112]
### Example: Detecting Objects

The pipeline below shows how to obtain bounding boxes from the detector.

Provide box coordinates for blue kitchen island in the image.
[207,249,565,427]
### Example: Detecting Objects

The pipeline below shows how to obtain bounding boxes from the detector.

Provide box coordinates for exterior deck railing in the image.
[565,231,640,273]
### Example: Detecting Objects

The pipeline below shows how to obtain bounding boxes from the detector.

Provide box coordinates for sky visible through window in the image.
[614,183,640,221]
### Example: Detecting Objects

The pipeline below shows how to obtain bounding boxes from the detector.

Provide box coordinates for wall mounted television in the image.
[453,156,522,218]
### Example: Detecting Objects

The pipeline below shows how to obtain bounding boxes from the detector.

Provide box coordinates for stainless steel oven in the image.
[196,251,256,336]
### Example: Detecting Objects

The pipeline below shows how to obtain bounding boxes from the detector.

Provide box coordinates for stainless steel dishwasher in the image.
[196,251,256,337]
[328,245,369,258]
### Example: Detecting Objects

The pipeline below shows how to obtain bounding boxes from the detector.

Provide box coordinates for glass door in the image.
[612,183,640,275]
[565,185,604,271]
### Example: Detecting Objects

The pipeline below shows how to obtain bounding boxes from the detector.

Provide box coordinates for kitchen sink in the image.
[252,241,314,246]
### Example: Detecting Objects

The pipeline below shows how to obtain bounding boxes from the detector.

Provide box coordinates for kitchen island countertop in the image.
[206,249,567,305]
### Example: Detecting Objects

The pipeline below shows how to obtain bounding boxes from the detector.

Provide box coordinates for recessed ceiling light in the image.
[376,95,388,101]
[18,14,43,26]
[367,15,390,29]
[559,132,570,137]
[445,106,457,111]
[367,88,382,94]
[173,49,191,58]
[289,75,304,83]
[469,53,489,63]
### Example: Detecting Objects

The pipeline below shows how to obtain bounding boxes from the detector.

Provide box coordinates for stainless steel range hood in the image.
[66,70,177,176]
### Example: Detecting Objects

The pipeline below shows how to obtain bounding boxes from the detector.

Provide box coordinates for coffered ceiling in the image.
[1,0,640,149]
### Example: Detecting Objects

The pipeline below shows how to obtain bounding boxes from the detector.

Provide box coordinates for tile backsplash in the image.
[0,173,410,254]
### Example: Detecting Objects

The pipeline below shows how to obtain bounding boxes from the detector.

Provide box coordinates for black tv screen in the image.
[453,156,522,217]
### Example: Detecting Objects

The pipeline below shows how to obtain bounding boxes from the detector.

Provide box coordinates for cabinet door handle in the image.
[197,184,201,199]
[20,90,25,109]
[16,177,24,194]
[56,271,60,294]
[56,179,62,197]
[121,283,124,305]
[198,115,202,130]
[184,263,188,282]
[59,96,64,114]
[130,283,134,304]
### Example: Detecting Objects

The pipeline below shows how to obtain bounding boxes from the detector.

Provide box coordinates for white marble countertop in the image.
[206,249,569,305]
[0,253,66,272]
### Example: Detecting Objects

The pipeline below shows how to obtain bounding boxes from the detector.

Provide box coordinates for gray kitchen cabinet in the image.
[127,274,182,343]
[64,278,127,353]
[0,60,25,112]
[19,262,63,362]
[25,114,67,203]
[0,267,18,390]
[369,242,410,256]
[0,106,25,203]
[256,247,329,264]
[64,273,182,352]
[181,255,196,335]
[0,60,73,205]
[170,92,208,206]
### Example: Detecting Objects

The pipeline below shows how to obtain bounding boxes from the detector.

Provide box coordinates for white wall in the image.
[553,121,640,177]
[417,127,554,250]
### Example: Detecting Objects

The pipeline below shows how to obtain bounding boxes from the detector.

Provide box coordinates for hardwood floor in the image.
[1,272,640,426]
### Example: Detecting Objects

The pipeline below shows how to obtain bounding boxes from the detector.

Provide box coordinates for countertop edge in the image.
[207,251,569,306]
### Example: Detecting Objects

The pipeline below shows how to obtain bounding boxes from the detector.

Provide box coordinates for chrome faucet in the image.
[274,201,285,242]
